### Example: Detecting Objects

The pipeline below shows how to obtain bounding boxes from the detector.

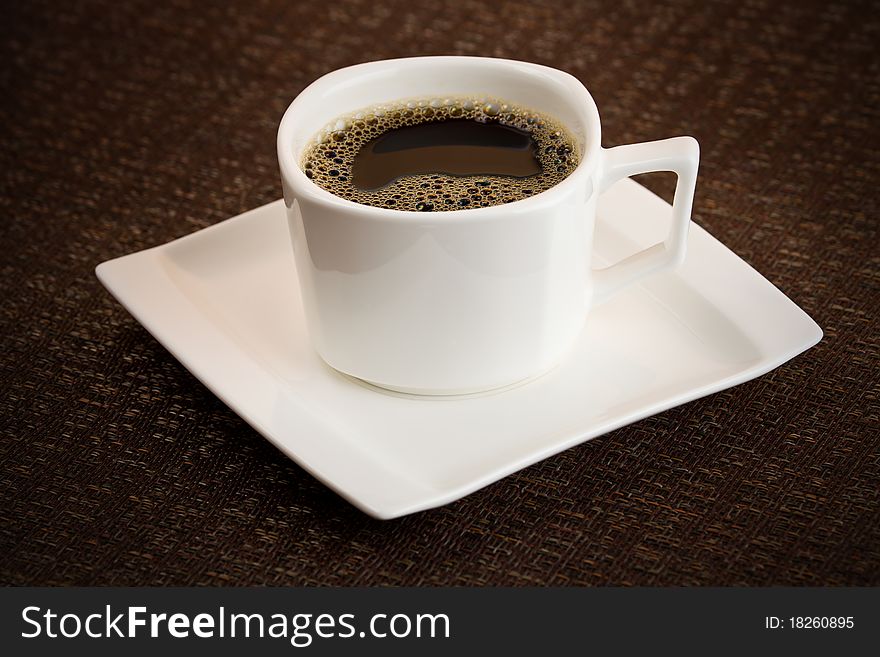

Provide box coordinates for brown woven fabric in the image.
[1,0,878,586]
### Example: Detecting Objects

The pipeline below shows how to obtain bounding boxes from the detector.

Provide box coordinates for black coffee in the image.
[353,119,541,190]
[301,97,579,211]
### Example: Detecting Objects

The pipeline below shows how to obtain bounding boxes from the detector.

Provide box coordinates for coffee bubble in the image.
[300,96,580,212]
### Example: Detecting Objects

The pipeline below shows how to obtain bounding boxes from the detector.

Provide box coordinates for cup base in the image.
[331,361,565,400]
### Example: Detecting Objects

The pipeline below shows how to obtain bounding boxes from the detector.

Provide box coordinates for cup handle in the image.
[591,136,700,304]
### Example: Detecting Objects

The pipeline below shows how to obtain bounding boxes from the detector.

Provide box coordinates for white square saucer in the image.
[96,179,822,519]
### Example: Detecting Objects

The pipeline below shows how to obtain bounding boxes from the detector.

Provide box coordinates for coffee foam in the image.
[301,96,580,212]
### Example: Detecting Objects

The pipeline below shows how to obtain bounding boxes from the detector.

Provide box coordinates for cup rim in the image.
[277,56,602,221]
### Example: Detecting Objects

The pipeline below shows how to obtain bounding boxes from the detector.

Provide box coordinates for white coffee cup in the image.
[277,56,699,395]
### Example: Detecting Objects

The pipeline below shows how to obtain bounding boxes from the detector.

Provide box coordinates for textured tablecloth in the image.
[2,0,878,586]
